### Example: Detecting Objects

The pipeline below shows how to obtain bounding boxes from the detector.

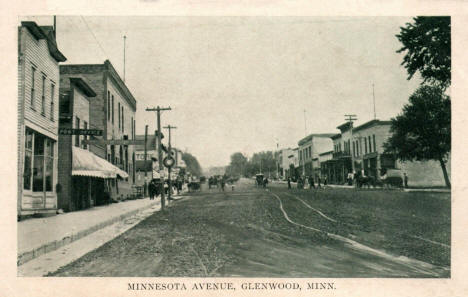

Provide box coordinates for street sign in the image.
[59,128,103,136]
[163,156,175,168]
[81,139,145,146]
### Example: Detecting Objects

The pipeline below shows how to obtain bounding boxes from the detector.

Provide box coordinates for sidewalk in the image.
[18,198,159,266]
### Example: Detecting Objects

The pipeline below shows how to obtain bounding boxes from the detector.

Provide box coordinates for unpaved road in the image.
[50,179,449,277]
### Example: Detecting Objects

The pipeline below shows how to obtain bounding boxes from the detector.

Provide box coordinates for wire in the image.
[80,16,108,60]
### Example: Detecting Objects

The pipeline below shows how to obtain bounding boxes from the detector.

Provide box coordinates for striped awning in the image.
[72,146,129,178]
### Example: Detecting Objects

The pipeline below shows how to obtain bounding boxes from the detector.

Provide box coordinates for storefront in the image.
[21,127,57,214]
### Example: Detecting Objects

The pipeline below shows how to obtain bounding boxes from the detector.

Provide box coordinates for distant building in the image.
[324,119,450,186]
[17,21,66,218]
[134,132,164,186]
[60,60,137,199]
[297,133,334,178]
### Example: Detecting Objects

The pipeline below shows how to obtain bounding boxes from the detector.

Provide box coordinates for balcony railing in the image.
[332,151,351,159]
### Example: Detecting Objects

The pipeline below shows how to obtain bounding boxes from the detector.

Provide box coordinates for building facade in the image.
[60,61,137,198]
[18,22,66,218]
[297,134,334,178]
[323,119,450,187]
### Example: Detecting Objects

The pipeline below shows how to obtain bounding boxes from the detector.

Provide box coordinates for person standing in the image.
[287,177,291,189]
[404,172,409,188]
[309,176,315,189]
[148,180,155,200]
[317,176,322,189]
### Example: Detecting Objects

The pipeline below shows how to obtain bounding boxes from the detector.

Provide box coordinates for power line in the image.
[80,16,108,60]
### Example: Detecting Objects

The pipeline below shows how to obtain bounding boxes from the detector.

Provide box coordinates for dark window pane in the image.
[33,155,44,192]
[34,133,45,155]
[45,157,53,191]
[23,150,32,190]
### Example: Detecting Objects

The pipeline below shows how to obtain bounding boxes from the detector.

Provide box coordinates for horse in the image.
[356,175,375,189]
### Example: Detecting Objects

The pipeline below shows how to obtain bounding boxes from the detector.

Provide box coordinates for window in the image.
[133,119,135,140]
[45,139,54,192]
[30,67,36,109]
[368,136,372,152]
[347,140,350,154]
[364,137,367,154]
[32,133,45,192]
[23,129,33,190]
[373,135,376,153]
[41,75,46,116]
[111,95,114,124]
[50,83,55,121]
[121,106,124,132]
[131,117,134,139]
[107,91,111,121]
[75,117,80,147]
[83,121,88,149]
[118,102,121,129]
[352,141,355,157]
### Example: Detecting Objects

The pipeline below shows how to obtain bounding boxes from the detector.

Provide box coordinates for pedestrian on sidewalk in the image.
[309,176,315,189]
[404,172,409,188]
[148,180,155,200]
[317,176,322,189]
[287,177,291,189]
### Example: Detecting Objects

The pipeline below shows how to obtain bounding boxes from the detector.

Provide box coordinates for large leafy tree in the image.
[226,152,248,177]
[181,152,202,177]
[396,16,451,90]
[384,85,451,187]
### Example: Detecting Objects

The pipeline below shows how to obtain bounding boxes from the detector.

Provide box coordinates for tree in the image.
[227,152,248,177]
[182,153,202,177]
[396,16,451,90]
[384,85,451,187]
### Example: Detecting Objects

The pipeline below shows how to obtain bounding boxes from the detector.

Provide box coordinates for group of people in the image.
[147,176,185,200]
[208,175,235,192]
[287,175,327,190]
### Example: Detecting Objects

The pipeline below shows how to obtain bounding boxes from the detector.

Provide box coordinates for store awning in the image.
[72,146,129,178]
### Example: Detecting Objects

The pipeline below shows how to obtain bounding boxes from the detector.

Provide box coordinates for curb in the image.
[17,200,158,266]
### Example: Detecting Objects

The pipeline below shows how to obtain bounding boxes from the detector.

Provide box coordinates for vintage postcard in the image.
[2,1,468,297]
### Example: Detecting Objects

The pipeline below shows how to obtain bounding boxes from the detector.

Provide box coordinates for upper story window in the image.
[118,102,121,129]
[111,95,115,124]
[75,116,80,147]
[373,134,376,153]
[41,75,46,116]
[364,137,367,154]
[83,121,88,149]
[30,66,36,109]
[121,106,124,133]
[107,91,111,121]
[50,83,55,121]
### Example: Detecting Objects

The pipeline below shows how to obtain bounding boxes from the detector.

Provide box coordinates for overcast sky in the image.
[23,16,421,168]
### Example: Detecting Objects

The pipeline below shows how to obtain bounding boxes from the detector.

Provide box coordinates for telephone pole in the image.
[344,114,358,173]
[123,35,126,82]
[164,125,177,202]
[144,125,148,196]
[372,83,376,120]
[146,106,171,211]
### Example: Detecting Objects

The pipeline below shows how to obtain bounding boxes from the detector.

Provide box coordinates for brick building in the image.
[60,61,137,199]
[17,21,66,218]
[57,77,128,211]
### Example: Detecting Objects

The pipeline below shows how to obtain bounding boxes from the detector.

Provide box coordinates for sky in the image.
[23,16,421,168]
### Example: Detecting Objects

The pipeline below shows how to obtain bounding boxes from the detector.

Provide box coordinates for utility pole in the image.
[146,106,171,211]
[123,35,126,82]
[164,125,177,202]
[53,16,56,38]
[144,125,148,196]
[372,83,376,120]
[303,109,307,136]
[345,114,358,174]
